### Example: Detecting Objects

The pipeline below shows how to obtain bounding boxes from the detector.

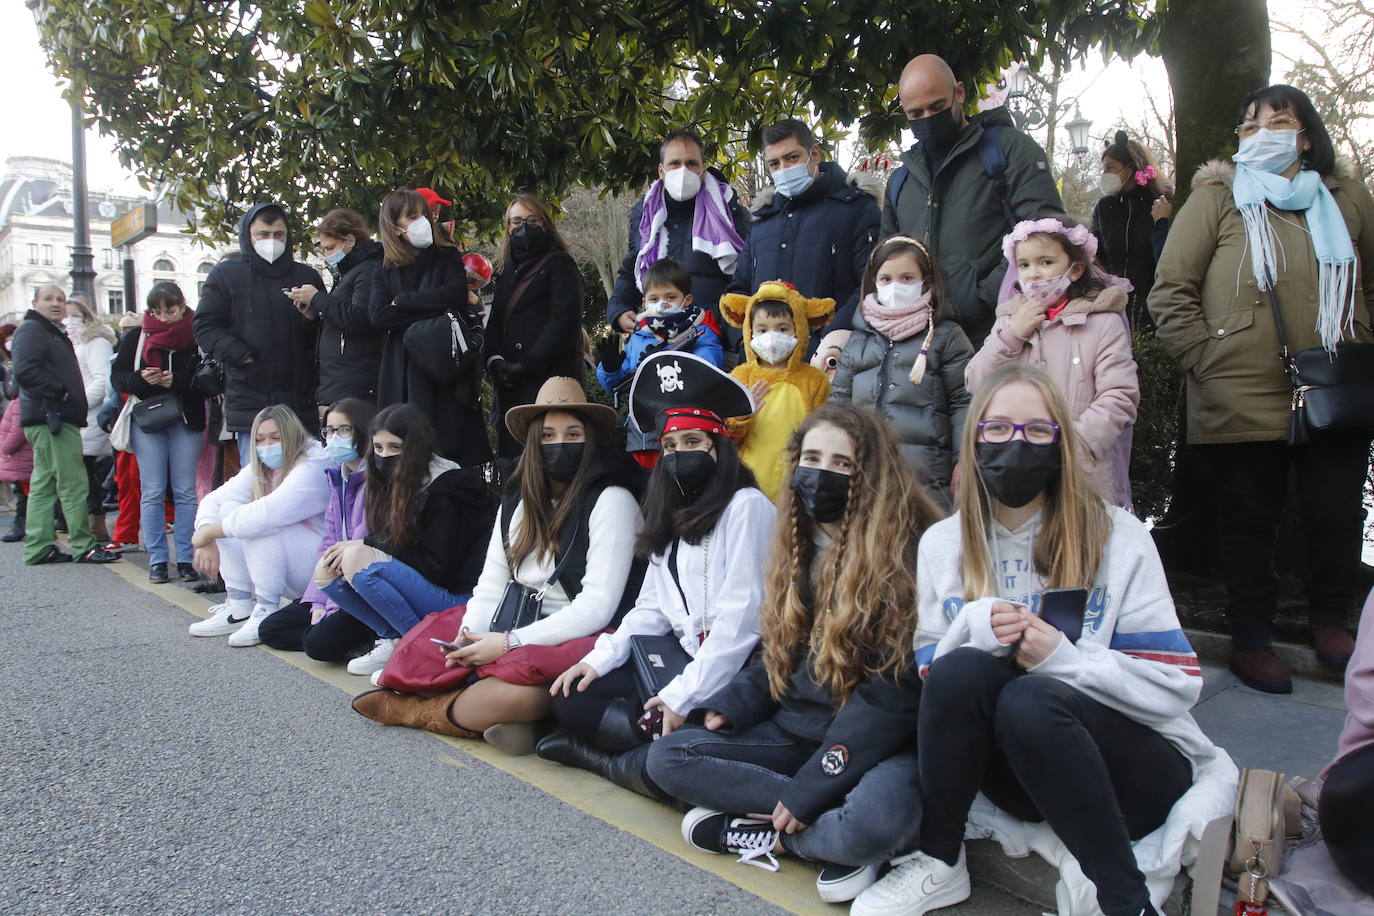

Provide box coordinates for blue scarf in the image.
[1232,161,1356,352]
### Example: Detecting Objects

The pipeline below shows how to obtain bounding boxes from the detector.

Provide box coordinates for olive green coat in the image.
[1147,160,1374,444]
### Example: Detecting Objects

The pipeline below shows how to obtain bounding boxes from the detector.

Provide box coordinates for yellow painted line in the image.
[100,561,836,914]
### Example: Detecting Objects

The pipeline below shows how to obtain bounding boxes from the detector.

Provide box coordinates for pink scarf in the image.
[860,291,931,342]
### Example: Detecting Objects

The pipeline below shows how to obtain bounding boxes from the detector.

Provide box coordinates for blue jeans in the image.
[132,421,201,565]
[647,720,922,866]
[321,558,470,639]
[236,432,252,467]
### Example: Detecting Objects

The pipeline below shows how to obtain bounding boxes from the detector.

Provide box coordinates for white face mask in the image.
[1020,271,1074,305]
[1234,128,1301,175]
[63,316,84,336]
[1098,172,1123,195]
[254,238,285,263]
[663,167,702,202]
[405,218,434,249]
[876,281,925,310]
[751,330,798,364]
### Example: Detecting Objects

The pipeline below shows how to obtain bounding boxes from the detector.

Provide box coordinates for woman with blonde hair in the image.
[65,294,117,543]
[648,403,941,905]
[188,404,332,647]
[853,363,1221,916]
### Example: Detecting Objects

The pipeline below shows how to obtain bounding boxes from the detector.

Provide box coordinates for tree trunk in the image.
[1160,0,1271,206]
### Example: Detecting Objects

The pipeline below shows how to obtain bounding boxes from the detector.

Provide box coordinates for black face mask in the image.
[541,442,585,483]
[370,453,400,481]
[510,224,549,262]
[663,448,715,499]
[909,106,962,159]
[974,440,1062,509]
[790,466,851,523]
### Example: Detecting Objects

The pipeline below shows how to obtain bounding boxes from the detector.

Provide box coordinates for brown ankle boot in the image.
[1312,626,1356,669]
[351,689,479,737]
[1230,648,1293,694]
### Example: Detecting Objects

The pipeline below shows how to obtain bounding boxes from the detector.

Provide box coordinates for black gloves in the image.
[46,411,63,436]
[490,358,527,387]
[595,336,624,373]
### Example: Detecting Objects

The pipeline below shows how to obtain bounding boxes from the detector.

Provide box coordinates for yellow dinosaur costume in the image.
[720,280,835,500]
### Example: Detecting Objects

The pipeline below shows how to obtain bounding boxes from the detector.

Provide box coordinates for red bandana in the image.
[661,407,727,435]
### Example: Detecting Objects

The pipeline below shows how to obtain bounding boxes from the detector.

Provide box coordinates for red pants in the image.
[111,450,141,544]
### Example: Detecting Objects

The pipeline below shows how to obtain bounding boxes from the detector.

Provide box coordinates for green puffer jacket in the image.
[1147,160,1374,444]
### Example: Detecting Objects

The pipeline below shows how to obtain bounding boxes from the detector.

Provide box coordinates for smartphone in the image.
[429,637,464,652]
[1038,587,1088,644]
[636,707,665,740]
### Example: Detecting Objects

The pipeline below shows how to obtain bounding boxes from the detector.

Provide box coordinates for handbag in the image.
[376,604,473,694]
[629,536,705,703]
[403,308,484,385]
[1265,286,1374,444]
[131,393,182,433]
[192,353,225,396]
[109,395,136,452]
[489,511,583,632]
[1228,768,1302,912]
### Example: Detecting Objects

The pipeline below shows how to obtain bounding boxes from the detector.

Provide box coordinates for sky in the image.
[0,0,1336,197]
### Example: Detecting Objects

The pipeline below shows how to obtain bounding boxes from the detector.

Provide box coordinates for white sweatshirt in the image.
[195,443,332,541]
[75,336,113,457]
[915,506,1218,773]
[581,487,776,716]
[461,486,641,647]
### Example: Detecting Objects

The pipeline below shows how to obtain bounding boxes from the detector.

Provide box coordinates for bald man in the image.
[884,54,1065,346]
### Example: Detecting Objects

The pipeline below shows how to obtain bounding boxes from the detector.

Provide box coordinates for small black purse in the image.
[489,513,582,632]
[1266,287,1374,444]
[130,391,182,433]
[192,354,225,396]
[403,309,483,385]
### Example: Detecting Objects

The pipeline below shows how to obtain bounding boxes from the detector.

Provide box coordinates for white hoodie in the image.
[195,442,332,540]
[915,505,1217,773]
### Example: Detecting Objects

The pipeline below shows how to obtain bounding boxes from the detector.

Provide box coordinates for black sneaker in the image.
[77,547,121,564]
[31,545,73,565]
[193,576,226,595]
[816,862,878,903]
[148,562,170,584]
[177,562,200,583]
[680,807,780,871]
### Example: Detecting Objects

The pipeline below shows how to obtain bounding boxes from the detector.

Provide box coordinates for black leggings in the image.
[84,455,113,517]
[1319,743,1374,895]
[258,602,377,663]
[551,663,642,744]
[918,647,1193,916]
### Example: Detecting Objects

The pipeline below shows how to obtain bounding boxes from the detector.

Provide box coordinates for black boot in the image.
[595,697,648,752]
[536,732,668,800]
[1,490,25,543]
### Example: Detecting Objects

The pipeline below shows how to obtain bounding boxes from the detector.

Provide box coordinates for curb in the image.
[1184,628,1346,684]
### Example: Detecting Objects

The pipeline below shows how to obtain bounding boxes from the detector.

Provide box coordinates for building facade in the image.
[0,156,235,321]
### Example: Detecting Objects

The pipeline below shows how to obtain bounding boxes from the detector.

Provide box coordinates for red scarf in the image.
[140,310,197,370]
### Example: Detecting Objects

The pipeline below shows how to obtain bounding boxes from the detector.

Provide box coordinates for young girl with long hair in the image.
[316,403,494,676]
[967,219,1139,507]
[853,364,1222,916]
[648,403,942,905]
[830,235,973,506]
[539,352,772,798]
[66,294,118,544]
[351,379,645,755]
[189,405,332,647]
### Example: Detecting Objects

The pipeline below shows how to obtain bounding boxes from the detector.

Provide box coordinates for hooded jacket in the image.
[1146,160,1374,444]
[11,309,87,428]
[831,301,973,504]
[0,398,33,481]
[194,441,333,539]
[73,330,115,456]
[368,244,492,466]
[728,161,881,334]
[882,106,1066,345]
[1090,184,1171,328]
[193,202,324,432]
[312,236,385,404]
[301,464,368,617]
[965,285,1139,505]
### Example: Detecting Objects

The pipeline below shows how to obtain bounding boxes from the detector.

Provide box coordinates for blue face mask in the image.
[256,443,285,470]
[1233,128,1300,175]
[323,248,347,268]
[771,160,815,198]
[324,435,358,465]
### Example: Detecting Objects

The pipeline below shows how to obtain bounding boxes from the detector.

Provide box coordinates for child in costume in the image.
[719,280,833,499]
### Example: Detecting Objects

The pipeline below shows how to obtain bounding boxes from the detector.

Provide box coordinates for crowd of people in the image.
[3,56,1373,914]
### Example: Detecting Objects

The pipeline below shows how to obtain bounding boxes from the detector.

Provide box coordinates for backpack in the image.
[886,124,1013,229]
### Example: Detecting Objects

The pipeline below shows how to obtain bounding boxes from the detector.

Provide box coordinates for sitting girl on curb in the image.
[188,405,331,646]
[647,403,941,906]
[539,352,772,799]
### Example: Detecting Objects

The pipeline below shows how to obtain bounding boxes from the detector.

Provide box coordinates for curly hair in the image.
[761,403,943,703]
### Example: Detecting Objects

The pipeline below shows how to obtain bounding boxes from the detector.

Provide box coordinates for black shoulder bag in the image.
[489,497,582,632]
[1265,285,1374,444]
[629,538,697,703]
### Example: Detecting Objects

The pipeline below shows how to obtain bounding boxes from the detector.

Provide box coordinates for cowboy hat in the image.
[504,376,619,441]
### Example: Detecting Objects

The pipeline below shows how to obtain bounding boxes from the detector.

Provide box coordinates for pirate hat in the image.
[629,351,754,437]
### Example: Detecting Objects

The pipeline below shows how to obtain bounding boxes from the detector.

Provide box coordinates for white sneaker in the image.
[816,862,878,903]
[851,847,970,916]
[226,605,275,647]
[347,638,397,675]
[188,602,252,637]
[370,668,385,687]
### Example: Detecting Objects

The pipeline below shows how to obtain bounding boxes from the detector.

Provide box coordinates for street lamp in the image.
[1066,110,1093,158]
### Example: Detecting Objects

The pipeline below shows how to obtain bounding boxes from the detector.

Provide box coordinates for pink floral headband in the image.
[1001,218,1097,263]
[1135,165,1158,186]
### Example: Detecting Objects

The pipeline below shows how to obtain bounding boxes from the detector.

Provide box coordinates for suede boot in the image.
[350,688,479,737]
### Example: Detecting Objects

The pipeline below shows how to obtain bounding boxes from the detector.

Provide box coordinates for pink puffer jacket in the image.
[965,284,1139,506]
[0,398,33,481]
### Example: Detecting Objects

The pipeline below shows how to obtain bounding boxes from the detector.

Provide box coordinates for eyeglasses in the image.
[977,419,1061,445]
[321,425,353,438]
[1235,116,1302,138]
[507,216,543,230]
[147,305,183,315]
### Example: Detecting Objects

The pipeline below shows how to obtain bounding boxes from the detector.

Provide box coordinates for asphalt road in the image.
[0,541,1042,916]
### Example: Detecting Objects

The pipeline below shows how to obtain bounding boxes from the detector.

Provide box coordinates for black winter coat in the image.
[368,245,491,466]
[1090,186,1171,330]
[11,309,86,428]
[312,237,385,404]
[697,649,921,825]
[363,466,494,594]
[727,161,881,336]
[605,177,752,349]
[193,201,324,432]
[111,328,208,431]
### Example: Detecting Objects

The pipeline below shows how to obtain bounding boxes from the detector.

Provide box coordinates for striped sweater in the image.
[915,505,1217,774]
